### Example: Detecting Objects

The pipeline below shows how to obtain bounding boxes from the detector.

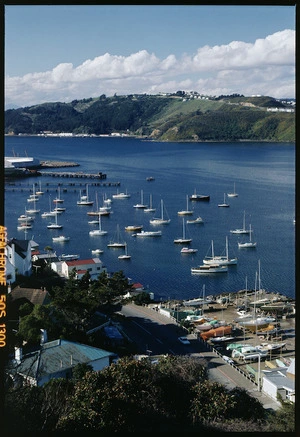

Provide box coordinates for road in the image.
[119,303,281,411]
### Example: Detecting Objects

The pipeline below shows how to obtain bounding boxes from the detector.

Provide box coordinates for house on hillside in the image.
[6,238,35,277]
[5,255,16,284]
[60,257,106,279]
[7,337,115,387]
[8,286,52,320]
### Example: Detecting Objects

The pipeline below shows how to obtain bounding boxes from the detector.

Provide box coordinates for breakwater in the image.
[40,170,107,179]
[39,160,107,179]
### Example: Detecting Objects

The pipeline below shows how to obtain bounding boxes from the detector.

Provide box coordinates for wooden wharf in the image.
[39,170,108,179]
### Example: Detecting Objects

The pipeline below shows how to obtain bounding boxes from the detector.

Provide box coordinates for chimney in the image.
[15,347,22,363]
[40,329,48,345]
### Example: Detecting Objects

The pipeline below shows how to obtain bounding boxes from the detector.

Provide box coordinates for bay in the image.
[4,136,295,300]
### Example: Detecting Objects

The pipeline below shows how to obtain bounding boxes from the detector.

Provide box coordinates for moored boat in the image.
[107,224,126,248]
[189,188,210,201]
[218,193,230,207]
[191,264,228,274]
[91,249,104,255]
[230,210,251,234]
[186,216,203,224]
[150,199,171,225]
[238,224,256,248]
[52,235,70,242]
[227,182,238,197]
[174,218,192,244]
[135,230,162,237]
[181,247,198,254]
[178,195,193,215]
[203,237,237,265]
[112,189,131,199]
[133,190,148,209]
[60,253,79,261]
[125,225,143,232]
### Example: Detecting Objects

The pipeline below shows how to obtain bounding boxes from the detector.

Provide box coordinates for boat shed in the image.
[262,359,295,403]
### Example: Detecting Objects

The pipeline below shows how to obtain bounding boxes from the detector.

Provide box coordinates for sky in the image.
[4,4,296,109]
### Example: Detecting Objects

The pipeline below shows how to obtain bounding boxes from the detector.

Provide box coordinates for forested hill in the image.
[5,93,295,142]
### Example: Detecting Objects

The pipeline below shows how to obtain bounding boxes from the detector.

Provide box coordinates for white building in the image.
[5,255,16,284]
[262,359,295,403]
[61,257,106,279]
[6,238,34,277]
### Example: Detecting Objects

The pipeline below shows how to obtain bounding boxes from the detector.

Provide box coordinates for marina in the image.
[4,136,295,302]
[154,287,295,377]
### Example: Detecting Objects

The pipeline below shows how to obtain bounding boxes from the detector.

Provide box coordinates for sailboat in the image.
[18,208,34,222]
[189,188,210,201]
[27,184,39,202]
[150,199,171,225]
[238,262,274,332]
[230,210,251,234]
[227,182,238,197]
[133,189,148,209]
[89,213,107,236]
[238,224,257,248]
[42,196,57,218]
[87,192,100,216]
[203,237,237,265]
[53,205,66,213]
[107,224,126,248]
[36,180,44,195]
[77,184,94,206]
[47,212,63,229]
[218,193,230,207]
[112,189,131,199]
[178,195,193,215]
[191,264,228,274]
[174,218,192,244]
[17,216,32,230]
[53,186,64,203]
[118,242,131,260]
[144,194,156,213]
[25,194,40,214]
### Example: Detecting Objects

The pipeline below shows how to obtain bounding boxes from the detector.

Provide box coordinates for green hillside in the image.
[5,93,295,142]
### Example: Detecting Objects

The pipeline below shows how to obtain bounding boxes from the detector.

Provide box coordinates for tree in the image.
[72,363,93,383]
[190,380,236,424]
[17,304,60,344]
[57,355,208,432]
[269,400,295,432]
[4,378,74,432]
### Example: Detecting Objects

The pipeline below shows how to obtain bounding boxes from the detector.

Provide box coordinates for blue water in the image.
[4,136,295,300]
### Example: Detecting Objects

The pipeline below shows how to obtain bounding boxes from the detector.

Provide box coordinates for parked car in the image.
[178,336,190,345]
[222,355,234,364]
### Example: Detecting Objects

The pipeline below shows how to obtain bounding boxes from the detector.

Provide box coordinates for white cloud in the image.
[5,29,295,108]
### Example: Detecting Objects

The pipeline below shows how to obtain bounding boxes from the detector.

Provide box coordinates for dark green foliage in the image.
[4,379,74,432]
[57,355,208,432]
[5,94,294,141]
[4,354,294,433]
[132,291,152,305]
[269,400,295,432]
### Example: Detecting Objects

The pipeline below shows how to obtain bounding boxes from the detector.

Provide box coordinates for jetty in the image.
[38,160,108,179]
[40,170,107,179]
